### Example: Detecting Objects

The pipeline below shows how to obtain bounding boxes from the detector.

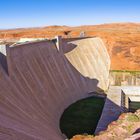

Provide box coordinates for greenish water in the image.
[129,102,140,112]
[60,96,105,139]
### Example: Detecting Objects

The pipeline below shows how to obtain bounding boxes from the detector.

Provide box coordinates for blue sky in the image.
[0,0,140,29]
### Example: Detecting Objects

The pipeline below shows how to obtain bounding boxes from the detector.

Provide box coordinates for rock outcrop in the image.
[71,109,140,140]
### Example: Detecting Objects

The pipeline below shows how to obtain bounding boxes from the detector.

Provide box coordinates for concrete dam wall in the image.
[110,71,140,86]
[0,37,110,140]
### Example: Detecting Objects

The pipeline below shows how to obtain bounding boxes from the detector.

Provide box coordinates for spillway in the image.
[0,37,110,140]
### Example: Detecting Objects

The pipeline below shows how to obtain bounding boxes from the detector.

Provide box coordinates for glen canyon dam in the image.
[0,29,140,140]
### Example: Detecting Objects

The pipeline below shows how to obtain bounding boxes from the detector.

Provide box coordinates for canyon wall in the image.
[0,37,110,140]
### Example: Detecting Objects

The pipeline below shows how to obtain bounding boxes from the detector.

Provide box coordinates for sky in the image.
[0,0,140,29]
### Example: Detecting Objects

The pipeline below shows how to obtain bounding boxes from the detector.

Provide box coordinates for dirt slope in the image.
[0,23,140,70]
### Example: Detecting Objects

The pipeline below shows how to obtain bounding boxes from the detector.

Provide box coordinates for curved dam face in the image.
[0,37,110,140]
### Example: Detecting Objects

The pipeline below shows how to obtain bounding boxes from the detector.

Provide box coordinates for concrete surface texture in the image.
[95,86,140,134]
[65,38,110,90]
[95,86,123,134]
[121,86,140,95]
[122,86,140,103]
[110,72,140,86]
[0,37,110,139]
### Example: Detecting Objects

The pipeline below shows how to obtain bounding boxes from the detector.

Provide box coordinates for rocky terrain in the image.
[0,24,140,139]
[71,109,140,140]
[0,23,140,70]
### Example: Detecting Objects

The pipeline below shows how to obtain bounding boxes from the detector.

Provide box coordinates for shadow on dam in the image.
[0,37,113,139]
[59,87,106,139]
[0,52,8,74]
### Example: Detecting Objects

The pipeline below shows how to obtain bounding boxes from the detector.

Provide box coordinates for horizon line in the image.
[1,21,140,31]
